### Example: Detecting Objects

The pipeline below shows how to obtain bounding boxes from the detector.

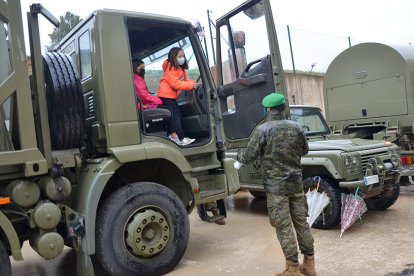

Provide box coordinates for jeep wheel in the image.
[365,182,400,210]
[96,182,189,276]
[43,52,85,150]
[249,191,267,200]
[303,177,342,229]
[0,239,11,276]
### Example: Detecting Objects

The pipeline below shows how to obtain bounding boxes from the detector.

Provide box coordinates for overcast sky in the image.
[19,0,414,72]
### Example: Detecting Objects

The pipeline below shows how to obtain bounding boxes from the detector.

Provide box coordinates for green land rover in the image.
[227,105,401,229]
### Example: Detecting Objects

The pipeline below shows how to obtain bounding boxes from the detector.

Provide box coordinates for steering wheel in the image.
[302,125,310,132]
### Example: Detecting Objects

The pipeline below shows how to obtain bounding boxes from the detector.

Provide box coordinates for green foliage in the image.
[46,12,82,50]
[187,69,200,80]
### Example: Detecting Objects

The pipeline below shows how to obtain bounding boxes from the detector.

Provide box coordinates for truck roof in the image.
[324,42,414,90]
[55,8,191,50]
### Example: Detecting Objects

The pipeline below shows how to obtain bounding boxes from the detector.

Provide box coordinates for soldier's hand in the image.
[234,161,243,170]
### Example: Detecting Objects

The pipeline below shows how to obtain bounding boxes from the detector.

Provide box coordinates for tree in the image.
[47,12,82,50]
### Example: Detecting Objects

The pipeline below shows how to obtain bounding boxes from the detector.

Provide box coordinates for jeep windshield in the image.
[290,106,331,137]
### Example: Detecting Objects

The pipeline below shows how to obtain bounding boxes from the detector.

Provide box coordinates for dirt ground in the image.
[10,186,414,276]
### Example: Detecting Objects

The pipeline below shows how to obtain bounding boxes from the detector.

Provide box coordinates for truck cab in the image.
[0,0,282,275]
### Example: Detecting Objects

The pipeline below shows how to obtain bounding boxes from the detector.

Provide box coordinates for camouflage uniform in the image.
[237,111,314,263]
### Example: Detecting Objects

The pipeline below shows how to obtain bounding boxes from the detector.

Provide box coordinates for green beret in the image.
[262,92,285,108]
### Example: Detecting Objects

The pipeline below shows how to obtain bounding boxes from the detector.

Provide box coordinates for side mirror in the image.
[243,2,265,20]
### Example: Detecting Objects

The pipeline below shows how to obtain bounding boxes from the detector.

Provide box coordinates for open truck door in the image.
[216,0,287,149]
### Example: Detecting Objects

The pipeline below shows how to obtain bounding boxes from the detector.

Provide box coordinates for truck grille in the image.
[359,148,389,173]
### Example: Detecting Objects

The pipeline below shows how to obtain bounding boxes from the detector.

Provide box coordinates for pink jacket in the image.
[134,74,162,109]
[157,60,195,99]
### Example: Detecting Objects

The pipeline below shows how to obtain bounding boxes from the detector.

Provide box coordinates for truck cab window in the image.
[79,30,92,80]
[219,5,270,84]
[128,21,208,141]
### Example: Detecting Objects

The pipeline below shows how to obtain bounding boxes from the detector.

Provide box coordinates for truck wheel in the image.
[303,177,342,229]
[95,182,189,276]
[43,52,85,150]
[365,183,400,210]
[0,240,11,276]
[249,191,267,200]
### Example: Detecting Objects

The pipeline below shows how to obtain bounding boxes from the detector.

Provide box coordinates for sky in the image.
[18,0,414,72]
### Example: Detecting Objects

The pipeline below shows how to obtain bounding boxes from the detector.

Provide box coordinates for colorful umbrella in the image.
[340,187,368,237]
[306,176,331,227]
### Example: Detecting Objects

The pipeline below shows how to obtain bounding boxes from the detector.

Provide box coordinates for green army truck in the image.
[227,105,401,229]
[323,42,414,181]
[0,0,285,275]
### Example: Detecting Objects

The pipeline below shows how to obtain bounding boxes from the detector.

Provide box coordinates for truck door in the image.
[216,0,287,149]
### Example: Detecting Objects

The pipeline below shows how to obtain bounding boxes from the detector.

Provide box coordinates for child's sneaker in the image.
[168,135,181,145]
[181,137,195,146]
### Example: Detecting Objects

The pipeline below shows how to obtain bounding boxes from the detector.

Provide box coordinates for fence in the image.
[276,25,365,74]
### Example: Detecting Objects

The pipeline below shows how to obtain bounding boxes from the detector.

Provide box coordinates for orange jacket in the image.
[157,60,195,99]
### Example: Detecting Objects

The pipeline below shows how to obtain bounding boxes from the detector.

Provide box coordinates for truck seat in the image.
[141,107,171,134]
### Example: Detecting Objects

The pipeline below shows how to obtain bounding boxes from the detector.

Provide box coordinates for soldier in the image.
[236,92,316,276]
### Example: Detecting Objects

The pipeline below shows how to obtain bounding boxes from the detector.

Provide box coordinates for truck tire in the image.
[249,191,267,200]
[303,177,342,229]
[43,52,85,150]
[95,182,189,276]
[0,240,11,276]
[364,183,400,210]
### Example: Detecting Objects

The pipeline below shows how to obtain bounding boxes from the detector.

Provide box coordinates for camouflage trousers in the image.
[266,192,314,263]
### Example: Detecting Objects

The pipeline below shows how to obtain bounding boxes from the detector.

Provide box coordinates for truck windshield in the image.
[290,107,331,137]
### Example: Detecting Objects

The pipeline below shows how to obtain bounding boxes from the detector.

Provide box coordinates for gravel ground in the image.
[11,186,414,276]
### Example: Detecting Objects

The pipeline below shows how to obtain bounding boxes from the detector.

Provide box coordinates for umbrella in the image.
[306,176,331,227]
[340,187,368,237]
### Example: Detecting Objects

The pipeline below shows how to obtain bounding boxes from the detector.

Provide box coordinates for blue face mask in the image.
[263,108,268,115]
[177,57,185,65]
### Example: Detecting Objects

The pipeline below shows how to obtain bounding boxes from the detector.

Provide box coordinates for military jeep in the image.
[227,105,401,229]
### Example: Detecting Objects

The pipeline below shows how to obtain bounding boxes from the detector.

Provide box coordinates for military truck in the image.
[323,42,414,181]
[227,105,401,229]
[0,0,284,275]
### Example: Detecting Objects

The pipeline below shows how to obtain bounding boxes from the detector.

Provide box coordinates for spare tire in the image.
[43,52,85,150]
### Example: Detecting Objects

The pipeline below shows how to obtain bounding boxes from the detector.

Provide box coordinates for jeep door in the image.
[216,0,286,149]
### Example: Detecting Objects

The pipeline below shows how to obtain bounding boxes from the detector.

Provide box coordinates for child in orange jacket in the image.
[158,47,198,146]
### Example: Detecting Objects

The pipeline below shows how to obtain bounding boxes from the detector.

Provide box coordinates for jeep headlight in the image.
[387,145,399,155]
[342,153,361,175]
[344,154,359,167]
[345,156,352,167]
[352,155,359,165]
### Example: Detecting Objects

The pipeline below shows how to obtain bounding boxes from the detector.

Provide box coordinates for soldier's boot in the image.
[211,208,226,225]
[299,255,316,276]
[275,260,301,276]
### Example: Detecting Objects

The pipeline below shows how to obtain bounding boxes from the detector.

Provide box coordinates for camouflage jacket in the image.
[237,111,309,194]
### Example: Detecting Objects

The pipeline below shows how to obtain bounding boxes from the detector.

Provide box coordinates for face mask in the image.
[177,57,185,66]
[263,107,268,115]
[138,68,145,78]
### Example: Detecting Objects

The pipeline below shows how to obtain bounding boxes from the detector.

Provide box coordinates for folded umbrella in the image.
[340,187,368,237]
[306,176,331,227]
